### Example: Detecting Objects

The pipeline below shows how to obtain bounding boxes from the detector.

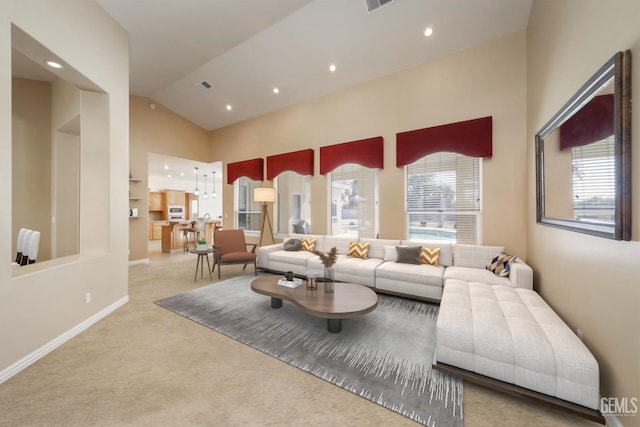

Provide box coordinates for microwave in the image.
[167,205,185,220]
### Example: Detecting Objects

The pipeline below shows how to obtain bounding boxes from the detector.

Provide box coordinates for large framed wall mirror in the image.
[535,50,631,240]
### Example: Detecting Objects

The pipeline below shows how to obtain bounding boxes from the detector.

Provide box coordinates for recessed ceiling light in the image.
[424,27,434,37]
[273,87,280,94]
[163,163,168,170]
[329,64,337,73]
[180,172,185,176]
[167,174,172,178]
[44,60,63,69]
[226,104,233,111]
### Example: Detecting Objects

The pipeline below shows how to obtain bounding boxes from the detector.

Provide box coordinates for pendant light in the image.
[203,174,208,199]
[212,171,216,198]
[194,167,199,196]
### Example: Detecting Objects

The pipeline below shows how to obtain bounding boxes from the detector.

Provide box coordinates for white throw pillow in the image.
[384,245,398,262]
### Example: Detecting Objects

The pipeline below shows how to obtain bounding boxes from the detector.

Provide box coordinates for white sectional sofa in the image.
[258,233,603,422]
[257,234,533,301]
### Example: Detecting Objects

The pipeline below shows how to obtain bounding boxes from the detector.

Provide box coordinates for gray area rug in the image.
[155,274,463,427]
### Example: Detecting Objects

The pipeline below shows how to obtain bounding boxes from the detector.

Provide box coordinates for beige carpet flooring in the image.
[0,249,598,426]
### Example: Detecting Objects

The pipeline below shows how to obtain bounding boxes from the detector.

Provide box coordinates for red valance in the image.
[266,149,314,180]
[319,137,383,175]
[396,116,493,167]
[560,94,614,150]
[227,158,263,184]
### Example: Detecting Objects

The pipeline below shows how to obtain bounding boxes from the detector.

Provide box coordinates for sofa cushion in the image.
[306,254,344,270]
[348,241,369,259]
[420,247,440,266]
[444,266,513,287]
[318,236,352,254]
[376,261,445,287]
[453,244,504,269]
[360,238,402,260]
[269,249,315,267]
[400,240,453,266]
[384,245,398,261]
[486,252,516,277]
[437,281,600,409]
[334,256,383,279]
[396,246,421,264]
[300,238,316,251]
[283,239,302,251]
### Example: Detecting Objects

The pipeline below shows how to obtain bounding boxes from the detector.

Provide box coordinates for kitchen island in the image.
[161,220,222,253]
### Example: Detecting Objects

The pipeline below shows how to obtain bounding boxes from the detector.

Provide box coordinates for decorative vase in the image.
[323,267,334,293]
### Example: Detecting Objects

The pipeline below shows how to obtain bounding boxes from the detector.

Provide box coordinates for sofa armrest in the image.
[257,243,284,268]
[509,259,533,290]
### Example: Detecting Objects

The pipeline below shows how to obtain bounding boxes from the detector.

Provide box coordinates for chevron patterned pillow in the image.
[348,241,369,259]
[420,247,440,266]
[300,238,316,252]
[486,252,516,277]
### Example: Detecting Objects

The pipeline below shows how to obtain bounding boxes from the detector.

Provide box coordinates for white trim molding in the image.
[128,258,149,266]
[0,295,129,384]
[604,413,624,427]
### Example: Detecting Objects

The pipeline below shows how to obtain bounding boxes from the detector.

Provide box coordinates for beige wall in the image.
[0,0,129,374]
[210,31,528,256]
[129,95,210,261]
[11,77,52,261]
[51,77,81,258]
[527,0,640,421]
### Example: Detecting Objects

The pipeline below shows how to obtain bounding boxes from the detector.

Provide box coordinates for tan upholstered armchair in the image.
[212,229,258,279]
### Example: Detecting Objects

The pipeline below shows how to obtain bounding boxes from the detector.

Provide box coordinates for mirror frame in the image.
[535,50,632,240]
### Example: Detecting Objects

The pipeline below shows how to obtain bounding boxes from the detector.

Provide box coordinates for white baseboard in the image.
[0,295,129,384]
[128,258,149,266]
[604,413,624,427]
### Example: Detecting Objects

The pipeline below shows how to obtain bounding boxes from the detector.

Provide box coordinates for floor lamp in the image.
[254,187,275,246]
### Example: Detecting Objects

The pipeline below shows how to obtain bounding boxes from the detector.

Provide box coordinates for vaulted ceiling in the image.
[96,0,532,131]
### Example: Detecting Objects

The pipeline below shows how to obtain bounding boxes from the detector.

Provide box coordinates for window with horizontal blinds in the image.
[235,177,261,231]
[406,152,480,244]
[329,164,378,239]
[571,136,615,224]
[275,171,311,235]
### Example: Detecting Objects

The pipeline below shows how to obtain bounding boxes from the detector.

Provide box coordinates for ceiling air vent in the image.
[365,0,395,13]
[199,80,212,89]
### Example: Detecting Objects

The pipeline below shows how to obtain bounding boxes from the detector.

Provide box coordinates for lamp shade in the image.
[254,187,276,203]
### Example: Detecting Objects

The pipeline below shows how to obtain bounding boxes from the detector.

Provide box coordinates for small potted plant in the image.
[196,238,208,251]
[313,247,338,293]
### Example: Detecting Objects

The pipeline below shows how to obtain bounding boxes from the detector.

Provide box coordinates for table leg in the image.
[194,255,200,282]
[271,297,283,309]
[327,318,342,333]
[200,254,204,278]
[205,254,212,280]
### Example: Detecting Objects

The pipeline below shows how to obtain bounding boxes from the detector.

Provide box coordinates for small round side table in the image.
[189,247,214,282]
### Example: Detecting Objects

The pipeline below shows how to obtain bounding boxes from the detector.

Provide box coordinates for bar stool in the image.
[182,226,198,251]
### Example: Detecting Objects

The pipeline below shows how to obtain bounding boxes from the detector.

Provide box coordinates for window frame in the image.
[327,163,379,239]
[274,171,312,237]
[234,177,262,235]
[404,152,482,244]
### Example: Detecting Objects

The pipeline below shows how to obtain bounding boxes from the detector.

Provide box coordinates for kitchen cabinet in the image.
[149,191,164,211]
[165,190,185,207]
[152,222,164,239]
[148,221,167,240]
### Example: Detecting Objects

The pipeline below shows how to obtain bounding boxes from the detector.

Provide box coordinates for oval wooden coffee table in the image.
[251,275,378,333]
